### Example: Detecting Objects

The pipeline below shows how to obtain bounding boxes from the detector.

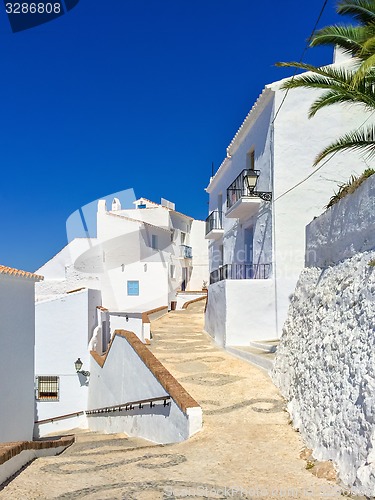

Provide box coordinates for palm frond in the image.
[311,24,366,54]
[351,52,375,84]
[337,0,375,24]
[308,89,375,116]
[276,61,359,84]
[313,125,375,165]
[360,32,375,53]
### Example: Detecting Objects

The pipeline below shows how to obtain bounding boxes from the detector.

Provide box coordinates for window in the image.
[181,232,186,245]
[247,149,255,170]
[127,280,139,296]
[170,264,175,279]
[36,376,59,401]
[138,204,146,209]
[151,234,158,250]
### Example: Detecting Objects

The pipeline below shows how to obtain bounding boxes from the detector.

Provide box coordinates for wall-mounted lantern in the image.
[74,358,90,377]
[244,169,259,193]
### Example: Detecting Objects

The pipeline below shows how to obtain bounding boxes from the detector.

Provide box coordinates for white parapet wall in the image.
[88,330,202,444]
[0,436,74,486]
[273,174,375,497]
[205,279,277,346]
[305,173,375,268]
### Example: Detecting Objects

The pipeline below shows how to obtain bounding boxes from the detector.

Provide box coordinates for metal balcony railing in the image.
[210,263,271,284]
[227,169,272,209]
[180,245,192,259]
[205,211,223,235]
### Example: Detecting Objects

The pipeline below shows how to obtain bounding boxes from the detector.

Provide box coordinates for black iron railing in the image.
[86,396,171,415]
[227,169,272,209]
[180,245,192,258]
[205,211,223,235]
[210,263,271,284]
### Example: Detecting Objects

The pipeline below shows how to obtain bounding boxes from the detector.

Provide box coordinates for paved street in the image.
[0,302,344,499]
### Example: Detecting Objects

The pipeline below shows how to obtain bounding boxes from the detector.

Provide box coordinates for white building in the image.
[34,288,101,436]
[34,196,208,435]
[204,53,374,347]
[94,197,208,313]
[0,265,43,442]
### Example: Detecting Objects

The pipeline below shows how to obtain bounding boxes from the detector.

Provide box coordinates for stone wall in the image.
[273,174,375,496]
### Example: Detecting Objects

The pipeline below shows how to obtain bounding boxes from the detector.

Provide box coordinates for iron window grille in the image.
[36,376,59,401]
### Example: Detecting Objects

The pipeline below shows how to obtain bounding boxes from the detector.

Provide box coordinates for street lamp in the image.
[244,169,259,193]
[74,358,90,377]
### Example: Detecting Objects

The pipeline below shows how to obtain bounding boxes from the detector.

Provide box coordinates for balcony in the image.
[210,263,271,284]
[180,245,192,259]
[205,211,224,240]
[226,169,272,219]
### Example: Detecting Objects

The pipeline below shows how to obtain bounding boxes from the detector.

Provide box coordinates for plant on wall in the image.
[325,167,375,208]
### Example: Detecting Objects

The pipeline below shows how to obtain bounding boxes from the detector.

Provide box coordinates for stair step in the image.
[249,340,279,353]
[226,346,275,372]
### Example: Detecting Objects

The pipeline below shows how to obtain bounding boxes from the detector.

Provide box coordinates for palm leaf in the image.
[352,52,375,84]
[311,24,366,54]
[276,61,360,84]
[313,125,375,165]
[337,0,375,24]
[308,89,375,116]
[276,61,375,111]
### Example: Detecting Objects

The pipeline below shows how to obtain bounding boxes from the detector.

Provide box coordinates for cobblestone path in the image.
[0,302,345,499]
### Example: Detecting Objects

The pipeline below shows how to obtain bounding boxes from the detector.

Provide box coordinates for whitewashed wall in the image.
[305,174,375,268]
[88,334,202,443]
[205,279,276,346]
[35,288,101,436]
[0,275,36,442]
[273,175,375,496]
[35,238,100,300]
[271,72,374,335]
[108,312,143,341]
[273,253,375,496]
[188,220,209,290]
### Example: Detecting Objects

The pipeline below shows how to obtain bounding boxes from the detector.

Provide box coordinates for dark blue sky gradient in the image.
[0,0,343,271]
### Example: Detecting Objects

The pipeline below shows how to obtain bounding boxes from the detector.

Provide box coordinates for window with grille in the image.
[36,376,59,401]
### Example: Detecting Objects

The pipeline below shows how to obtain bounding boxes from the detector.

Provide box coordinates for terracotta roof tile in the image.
[0,265,44,281]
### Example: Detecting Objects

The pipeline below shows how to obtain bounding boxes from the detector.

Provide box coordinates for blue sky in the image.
[0,0,342,271]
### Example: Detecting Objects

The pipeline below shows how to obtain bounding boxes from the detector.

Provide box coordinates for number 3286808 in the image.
[5,3,62,14]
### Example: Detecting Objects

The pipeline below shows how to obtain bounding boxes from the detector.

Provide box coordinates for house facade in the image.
[0,266,43,442]
[94,197,208,312]
[205,55,375,347]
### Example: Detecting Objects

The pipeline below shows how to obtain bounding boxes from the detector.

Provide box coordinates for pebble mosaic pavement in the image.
[0,302,347,499]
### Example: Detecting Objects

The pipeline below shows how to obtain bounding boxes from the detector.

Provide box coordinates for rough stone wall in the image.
[273,251,375,496]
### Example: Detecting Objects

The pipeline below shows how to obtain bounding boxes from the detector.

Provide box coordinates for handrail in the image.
[35,395,172,423]
[86,395,171,415]
[35,410,84,425]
